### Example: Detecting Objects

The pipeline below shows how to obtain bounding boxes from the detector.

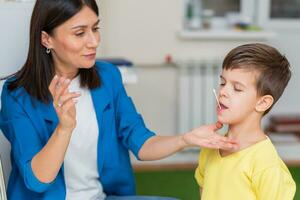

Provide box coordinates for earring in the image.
[46,48,51,54]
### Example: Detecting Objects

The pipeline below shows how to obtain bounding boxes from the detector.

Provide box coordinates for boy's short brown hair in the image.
[222,43,291,114]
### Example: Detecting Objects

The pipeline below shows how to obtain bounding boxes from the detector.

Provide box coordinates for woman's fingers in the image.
[213,134,236,144]
[57,92,81,107]
[215,121,223,129]
[61,98,78,114]
[50,76,72,109]
[54,78,70,103]
[209,135,239,150]
[48,75,59,95]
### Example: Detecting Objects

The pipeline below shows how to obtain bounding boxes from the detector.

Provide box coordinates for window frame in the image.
[257,0,300,30]
[182,0,256,30]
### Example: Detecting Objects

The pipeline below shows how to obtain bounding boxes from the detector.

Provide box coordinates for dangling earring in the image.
[46,48,51,54]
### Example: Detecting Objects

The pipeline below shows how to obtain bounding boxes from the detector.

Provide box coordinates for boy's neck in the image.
[221,116,267,156]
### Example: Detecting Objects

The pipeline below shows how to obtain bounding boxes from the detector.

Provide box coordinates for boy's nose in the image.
[218,87,228,98]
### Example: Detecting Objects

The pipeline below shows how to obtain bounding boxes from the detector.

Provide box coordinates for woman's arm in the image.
[31,125,72,183]
[138,122,237,160]
[32,76,80,183]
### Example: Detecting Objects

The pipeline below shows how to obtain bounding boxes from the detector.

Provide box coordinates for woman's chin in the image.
[80,61,96,69]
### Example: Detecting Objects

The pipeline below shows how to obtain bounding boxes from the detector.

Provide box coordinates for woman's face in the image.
[45,6,100,75]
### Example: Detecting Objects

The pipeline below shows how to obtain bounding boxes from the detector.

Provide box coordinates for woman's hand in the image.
[48,75,81,132]
[181,122,238,150]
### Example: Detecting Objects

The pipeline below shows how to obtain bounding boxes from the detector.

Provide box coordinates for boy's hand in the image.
[181,122,238,150]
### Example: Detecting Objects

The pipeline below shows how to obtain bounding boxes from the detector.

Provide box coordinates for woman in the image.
[0,0,237,199]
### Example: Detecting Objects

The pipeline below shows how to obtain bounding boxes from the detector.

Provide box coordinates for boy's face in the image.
[217,68,261,124]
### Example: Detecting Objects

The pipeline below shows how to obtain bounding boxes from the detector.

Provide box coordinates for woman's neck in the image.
[55,67,79,80]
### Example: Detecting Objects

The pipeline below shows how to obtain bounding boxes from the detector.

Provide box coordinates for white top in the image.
[64,76,106,200]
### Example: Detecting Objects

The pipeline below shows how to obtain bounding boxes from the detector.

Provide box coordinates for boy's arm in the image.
[199,187,202,199]
[195,149,208,199]
[252,165,296,200]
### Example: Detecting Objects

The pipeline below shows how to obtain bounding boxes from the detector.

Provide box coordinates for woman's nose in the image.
[87,32,99,48]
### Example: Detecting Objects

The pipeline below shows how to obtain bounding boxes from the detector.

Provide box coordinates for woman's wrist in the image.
[56,124,74,136]
[178,133,190,150]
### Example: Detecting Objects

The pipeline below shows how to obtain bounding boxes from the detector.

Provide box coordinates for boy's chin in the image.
[217,116,230,124]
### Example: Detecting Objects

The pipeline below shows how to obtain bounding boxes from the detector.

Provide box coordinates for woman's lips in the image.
[83,53,96,59]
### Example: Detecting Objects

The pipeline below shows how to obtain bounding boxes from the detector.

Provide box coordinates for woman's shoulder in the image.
[95,61,121,79]
[1,77,31,109]
[1,77,23,97]
[94,61,123,89]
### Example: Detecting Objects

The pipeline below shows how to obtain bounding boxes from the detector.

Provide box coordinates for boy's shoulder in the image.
[250,137,285,174]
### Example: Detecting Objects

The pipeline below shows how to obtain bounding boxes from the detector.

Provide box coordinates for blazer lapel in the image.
[91,85,111,176]
[38,101,59,133]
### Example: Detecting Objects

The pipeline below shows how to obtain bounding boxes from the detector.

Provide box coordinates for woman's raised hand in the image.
[48,75,81,132]
[182,122,238,150]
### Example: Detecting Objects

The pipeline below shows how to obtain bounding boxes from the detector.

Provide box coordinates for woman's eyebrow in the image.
[71,19,100,29]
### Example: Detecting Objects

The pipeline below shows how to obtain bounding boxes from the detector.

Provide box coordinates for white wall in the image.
[267,31,300,115]
[125,65,178,135]
[98,0,257,64]
[98,0,300,130]
[0,2,34,184]
[0,1,299,181]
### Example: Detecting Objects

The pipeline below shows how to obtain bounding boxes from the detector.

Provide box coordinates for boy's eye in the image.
[93,27,100,32]
[219,82,225,86]
[234,87,242,92]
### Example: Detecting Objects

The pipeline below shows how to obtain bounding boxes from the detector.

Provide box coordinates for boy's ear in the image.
[41,31,53,49]
[255,95,274,113]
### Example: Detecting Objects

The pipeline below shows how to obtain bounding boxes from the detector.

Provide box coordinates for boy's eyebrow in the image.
[220,75,225,81]
[220,75,246,87]
[71,19,100,29]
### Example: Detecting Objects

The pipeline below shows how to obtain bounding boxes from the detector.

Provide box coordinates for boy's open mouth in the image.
[220,103,228,110]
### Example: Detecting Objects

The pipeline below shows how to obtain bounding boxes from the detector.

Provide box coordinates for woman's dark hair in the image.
[3,0,100,103]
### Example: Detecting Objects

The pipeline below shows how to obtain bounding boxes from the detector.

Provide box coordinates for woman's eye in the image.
[75,32,85,37]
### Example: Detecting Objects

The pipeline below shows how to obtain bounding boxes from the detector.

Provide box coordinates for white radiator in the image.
[176,59,221,134]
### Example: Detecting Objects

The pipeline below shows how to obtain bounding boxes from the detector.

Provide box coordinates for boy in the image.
[194,43,296,200]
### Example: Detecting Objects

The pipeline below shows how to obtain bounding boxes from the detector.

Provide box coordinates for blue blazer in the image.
[0,62,155,200]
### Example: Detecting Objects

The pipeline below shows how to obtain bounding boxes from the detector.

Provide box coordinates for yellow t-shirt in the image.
[194,138,296,200]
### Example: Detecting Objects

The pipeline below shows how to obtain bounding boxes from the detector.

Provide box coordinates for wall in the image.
[0,1,299,181]
[267,31,300,115]
[98,0,300,130]
[0,2,34,184]
[98,0,255,64]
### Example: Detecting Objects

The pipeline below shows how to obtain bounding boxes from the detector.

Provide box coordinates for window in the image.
[201,0,240,17]
[183,0,256,30]
[271,0,300,18]
[257,0,300,29]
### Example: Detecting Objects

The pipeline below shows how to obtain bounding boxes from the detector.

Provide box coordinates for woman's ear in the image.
[41,31,53,49]
[255,95,274,113]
